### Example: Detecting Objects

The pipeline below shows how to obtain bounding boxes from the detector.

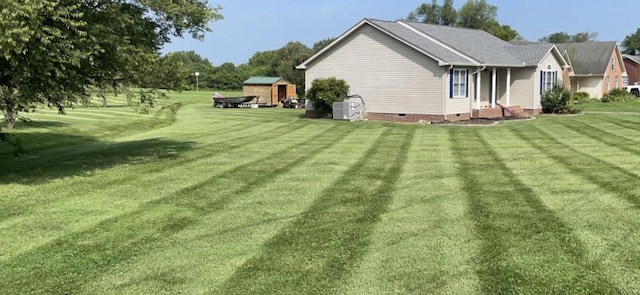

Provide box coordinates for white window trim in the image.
[611,57,615,71]
[606,75,610,91]
[451,69,468,98]
[541,64,557,93]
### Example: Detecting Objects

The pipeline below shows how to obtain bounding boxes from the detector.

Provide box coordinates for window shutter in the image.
[554,71,558,86]
[465,70,469,97]
[449,68,454,98]
[540,71,544,94]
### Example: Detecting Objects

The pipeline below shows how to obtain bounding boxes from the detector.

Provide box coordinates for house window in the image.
[450,69,468,98]
[623,76,629,87]
[606,75,610,91]
[540,64,557,93]
[615,76,619,88]
[611,57,615,71]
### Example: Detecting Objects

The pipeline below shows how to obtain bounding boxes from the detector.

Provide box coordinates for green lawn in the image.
[576,99,640,112]
[1,92,640,294]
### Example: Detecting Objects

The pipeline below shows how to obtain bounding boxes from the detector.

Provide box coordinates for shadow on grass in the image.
[0,124,357,294]
[450,128,620,294]
[0,133,196,185]
[216,128,415,294]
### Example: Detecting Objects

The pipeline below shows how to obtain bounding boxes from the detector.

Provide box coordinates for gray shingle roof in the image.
[403,21,524,66]
[556,42,617,75]
[298,18,561,70]
[368,19,474,65]
[505,43,555,66]
[623,54,640,65]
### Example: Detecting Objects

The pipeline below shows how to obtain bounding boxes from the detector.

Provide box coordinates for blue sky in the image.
[161,0,640,66]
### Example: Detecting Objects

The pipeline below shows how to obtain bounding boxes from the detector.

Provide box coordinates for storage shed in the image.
[242,77,297,106]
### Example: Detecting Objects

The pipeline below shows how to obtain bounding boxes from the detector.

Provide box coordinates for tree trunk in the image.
[4,109,15,129]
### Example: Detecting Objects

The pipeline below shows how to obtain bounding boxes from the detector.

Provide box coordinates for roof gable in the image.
[556,42,618,75]
[243,76,284,85]
[623,54,640,65]
[297,18,568,70]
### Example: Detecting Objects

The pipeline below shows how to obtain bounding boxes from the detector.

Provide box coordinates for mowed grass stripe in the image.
[81,127,385,294]
[485,125,640,292]
[152,123,358,213]
[590,114,640,132]
[0,124,356,294]
[511,124,640,208]
[1,110,310,228]
[450,127,619,294]
[561,117,640,150]
[342,128,480,294]
[216,127,415,294]
[0,123,334,262]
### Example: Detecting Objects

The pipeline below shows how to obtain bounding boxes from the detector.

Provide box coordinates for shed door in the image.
[271,84,278,105]
[287,84,297,98]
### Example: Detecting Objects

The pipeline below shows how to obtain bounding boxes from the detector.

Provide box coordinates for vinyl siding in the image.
[573,77,603,98]
[305,24,444,115]
[532,52,566,109]
[446,67,473,114]
[504,68,535,109]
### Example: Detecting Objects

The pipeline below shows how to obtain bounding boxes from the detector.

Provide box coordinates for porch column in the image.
[491,68,497,108]
[476,71,481,110]
[506,68,511,106]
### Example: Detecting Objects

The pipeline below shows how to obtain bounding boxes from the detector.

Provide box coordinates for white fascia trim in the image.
[397,21,480,66]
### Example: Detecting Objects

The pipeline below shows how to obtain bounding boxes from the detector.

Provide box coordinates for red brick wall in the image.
[624,58,640,85]
[523,108,543,116]
[602,50,625,95]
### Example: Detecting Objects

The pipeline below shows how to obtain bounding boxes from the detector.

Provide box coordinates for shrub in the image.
[571,92,597,104]
[305,78,349,117]
[541,85,576,114]
[601,88,636,102]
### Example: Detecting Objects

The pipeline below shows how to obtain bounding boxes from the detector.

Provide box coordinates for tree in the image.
[440,0,458,26]
[163,51,216,90]
[539,31,598,43]
[622,28,640,55]
[275,42,312,97]
[406,0,456,26]
[312,37,337,54]
[0,0,222,138]
[539,32,572,43]
[407,1,440,24]
[406,0,518,41]
[490,24,521,41]
[457,0,498,30]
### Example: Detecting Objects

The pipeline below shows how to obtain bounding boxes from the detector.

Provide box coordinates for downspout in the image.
[470,66,486,118]
[443,65,453,121]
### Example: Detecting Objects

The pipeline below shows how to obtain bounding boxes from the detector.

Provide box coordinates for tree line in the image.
[3,0,640,139]
[158,38,334,97]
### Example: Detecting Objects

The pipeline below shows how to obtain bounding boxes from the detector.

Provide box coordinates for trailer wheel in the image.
[632,89,640,97]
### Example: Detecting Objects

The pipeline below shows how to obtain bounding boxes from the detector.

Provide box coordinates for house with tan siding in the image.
[296,19,569,122]
[557,42,627,99]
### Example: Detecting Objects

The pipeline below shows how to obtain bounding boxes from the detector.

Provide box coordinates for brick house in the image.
[556,42,627,98]
[622,54,640,86]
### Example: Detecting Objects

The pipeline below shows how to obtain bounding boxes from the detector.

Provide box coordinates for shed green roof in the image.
[243,76,283,85]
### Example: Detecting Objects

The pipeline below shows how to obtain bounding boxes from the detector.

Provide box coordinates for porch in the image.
[470,67,528,119]
[473,105,525,119]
